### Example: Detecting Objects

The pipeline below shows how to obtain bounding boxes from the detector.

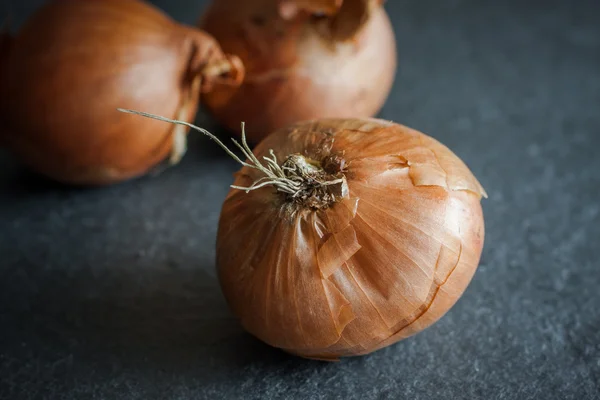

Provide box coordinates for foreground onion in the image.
[199,0,397,142]
[0,0,244,185]
[121,110,486,360]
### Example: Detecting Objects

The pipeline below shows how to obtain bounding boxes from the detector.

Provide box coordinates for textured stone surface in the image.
[1,0,599,399]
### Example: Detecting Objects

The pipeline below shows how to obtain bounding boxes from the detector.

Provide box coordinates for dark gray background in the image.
[1,0,599,399]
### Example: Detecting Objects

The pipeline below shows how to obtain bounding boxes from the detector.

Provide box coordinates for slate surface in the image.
[1,0,599,399]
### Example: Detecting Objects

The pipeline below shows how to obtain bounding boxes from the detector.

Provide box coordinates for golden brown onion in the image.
[0,0,244,185]
[216,119,486,360]
[199,0,397,142]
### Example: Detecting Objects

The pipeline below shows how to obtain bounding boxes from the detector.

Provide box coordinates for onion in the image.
[0,0,244,185]
[120,110,486,361]
[199,0,397,142]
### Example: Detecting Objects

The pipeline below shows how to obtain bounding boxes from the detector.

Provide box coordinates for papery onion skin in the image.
[200,0,397,142]
[0,0,243,185]
[216,119,486,360]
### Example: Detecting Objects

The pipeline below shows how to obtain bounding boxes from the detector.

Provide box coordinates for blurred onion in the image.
[199,0,396,142]
[0,0,243,185]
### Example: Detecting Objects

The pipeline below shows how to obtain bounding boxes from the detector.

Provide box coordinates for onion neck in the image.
[196,55,245,94]
[168,54,244,165]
